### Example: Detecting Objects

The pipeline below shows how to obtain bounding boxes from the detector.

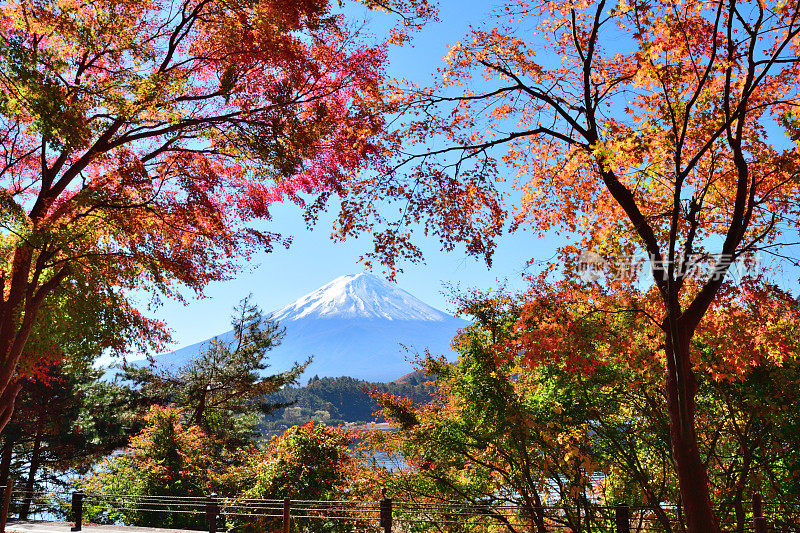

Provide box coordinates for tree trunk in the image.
[0,382,23,439]
[0,433,14,490]
[192,387,207,429]
[664,325,720,533]
[0,246,35,436]
[732,428,755,533]
[18,430,42,520]
[0,244,68,436]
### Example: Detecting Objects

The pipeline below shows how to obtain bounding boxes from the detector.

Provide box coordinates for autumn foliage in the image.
[329,0,800,529]
[373,290,800,532]
[81,406,219,529]
[85,413,376,531]
[0,0,433,432]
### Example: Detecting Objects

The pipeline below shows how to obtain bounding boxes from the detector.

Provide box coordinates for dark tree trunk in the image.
[18,430,42,520]
[0,434,14,490]
[732,428,755,533]
[192,387,207,430]
[0,383,22,437]
[664,325,720,533]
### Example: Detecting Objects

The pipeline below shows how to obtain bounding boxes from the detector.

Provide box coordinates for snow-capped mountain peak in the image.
[132,272,468,383]
[271,273,451,322]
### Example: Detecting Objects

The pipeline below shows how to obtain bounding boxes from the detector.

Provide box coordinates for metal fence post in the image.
[0,481,12,533]
[380,495,392,533]
[615,503,630,533]
[70,490,83,532]
[206,493,218,533]
[754,493,767,533]
[283,497,290,533]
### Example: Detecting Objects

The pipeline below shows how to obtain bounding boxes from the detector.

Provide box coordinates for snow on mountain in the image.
[272,273,450,322]
[151,273,467,383]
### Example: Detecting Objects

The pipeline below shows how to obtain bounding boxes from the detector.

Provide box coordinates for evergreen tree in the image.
[6,360,137,518]
[123,295,309,449]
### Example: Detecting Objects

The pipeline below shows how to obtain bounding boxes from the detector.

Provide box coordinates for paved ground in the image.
[6,520,201,533]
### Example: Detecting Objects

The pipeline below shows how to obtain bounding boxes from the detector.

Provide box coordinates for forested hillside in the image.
[261,372,433,434]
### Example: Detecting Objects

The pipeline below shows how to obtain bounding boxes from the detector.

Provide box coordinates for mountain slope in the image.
[272,273,451,322]
[155,273,467,383]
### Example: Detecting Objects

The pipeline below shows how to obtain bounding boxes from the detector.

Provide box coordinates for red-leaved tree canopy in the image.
[0,0,434,432]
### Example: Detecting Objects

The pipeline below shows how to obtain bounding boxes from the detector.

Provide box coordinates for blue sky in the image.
[144,0,800,354]
[148,0,560,351]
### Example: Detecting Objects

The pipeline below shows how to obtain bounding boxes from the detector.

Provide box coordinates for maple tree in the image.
[331,0,800,529]
[374,289,800,532]
[231,421,374,532]
[87,415,377,530]
[82,405,220,529]
[372,293,611,533]
[373,290,679,532]
[693,352,800,530]
[0,0,433,434]
[508,282,800,529]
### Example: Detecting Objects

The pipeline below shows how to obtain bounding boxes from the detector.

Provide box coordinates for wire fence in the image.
[3,487,800,533]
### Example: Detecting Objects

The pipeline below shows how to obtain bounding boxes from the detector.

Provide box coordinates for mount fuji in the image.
[152,273,468,383]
